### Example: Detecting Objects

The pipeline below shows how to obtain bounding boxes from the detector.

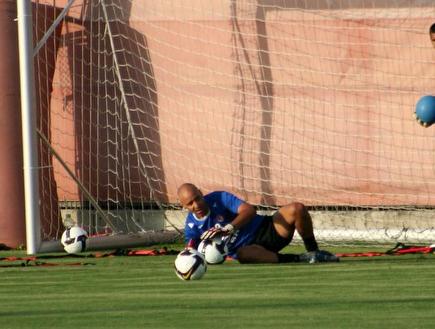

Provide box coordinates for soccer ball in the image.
[61,226,88,254]
[197,237,229,264]
[174,249,207,280]
[415,95,435,127]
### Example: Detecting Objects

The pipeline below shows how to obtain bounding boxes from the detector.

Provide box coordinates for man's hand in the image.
[200,227,222,240]
[200,224,235,240]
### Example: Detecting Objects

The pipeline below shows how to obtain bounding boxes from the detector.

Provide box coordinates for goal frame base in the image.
[36,231,179,254]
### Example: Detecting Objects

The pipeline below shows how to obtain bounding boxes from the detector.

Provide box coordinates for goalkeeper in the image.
[178,183,339,264]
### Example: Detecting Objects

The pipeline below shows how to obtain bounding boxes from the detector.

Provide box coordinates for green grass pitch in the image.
[1,245,435,329]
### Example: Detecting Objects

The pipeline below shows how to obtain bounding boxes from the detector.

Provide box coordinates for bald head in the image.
[177,183,209,218]
[177,183,199,198]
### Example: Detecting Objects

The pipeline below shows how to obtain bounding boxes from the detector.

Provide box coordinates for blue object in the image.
[415,95,435,127]
[183,191,264,259]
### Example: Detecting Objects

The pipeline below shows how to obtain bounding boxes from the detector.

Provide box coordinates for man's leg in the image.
[236,244,279,263]
[236,203,338,264]
[273,202,339,263]
[272,202,318,251]
[236,204,308,264]
[237,244,301,263]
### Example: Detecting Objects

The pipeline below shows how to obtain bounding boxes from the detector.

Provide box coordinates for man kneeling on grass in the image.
[177,183,339,264]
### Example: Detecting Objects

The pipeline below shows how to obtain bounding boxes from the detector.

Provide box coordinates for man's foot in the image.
[299,250,340,264]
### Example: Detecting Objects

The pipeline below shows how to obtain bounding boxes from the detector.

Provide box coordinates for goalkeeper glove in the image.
[200,224,235,240]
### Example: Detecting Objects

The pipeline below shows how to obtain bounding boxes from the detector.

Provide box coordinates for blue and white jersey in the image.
[184,191,264,258]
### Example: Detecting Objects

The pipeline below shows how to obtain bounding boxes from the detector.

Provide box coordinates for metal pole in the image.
[17,0,41,254]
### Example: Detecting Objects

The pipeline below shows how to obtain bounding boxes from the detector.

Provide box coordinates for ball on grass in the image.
[415,95,435,127]
[174,249,207,280]
[61,226,88,254]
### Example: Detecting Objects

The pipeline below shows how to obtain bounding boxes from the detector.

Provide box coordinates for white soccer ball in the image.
[61,226,88,254]
[174,249,207,280]
[198,237,229,264]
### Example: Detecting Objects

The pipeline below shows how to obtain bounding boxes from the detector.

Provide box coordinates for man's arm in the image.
[230,202,256,230]
[201,201,257,240]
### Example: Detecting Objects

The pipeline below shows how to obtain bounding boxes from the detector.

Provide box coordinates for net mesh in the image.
[32,0,435,245]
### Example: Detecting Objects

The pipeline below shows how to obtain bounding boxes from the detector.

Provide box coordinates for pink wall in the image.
[1,1,434,246]
[38,2,435,213]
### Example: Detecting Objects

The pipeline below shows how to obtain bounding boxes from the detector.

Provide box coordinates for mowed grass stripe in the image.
[0,251,435,329]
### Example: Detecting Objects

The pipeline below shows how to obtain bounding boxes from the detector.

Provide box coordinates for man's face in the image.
[179,187,209,219]
[431,31,435,48]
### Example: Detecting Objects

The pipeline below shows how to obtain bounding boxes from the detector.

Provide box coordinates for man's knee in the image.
[280,202,307,219]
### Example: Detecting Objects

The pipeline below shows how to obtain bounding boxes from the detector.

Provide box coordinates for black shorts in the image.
[250,215,292,252]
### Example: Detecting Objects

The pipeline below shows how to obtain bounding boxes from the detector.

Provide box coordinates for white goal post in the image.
[18,0,435,254]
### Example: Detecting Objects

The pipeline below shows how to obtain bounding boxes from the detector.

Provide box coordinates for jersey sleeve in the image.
[219,191,244,214]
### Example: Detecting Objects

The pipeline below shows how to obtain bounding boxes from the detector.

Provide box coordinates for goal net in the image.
[30,0,435,252]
